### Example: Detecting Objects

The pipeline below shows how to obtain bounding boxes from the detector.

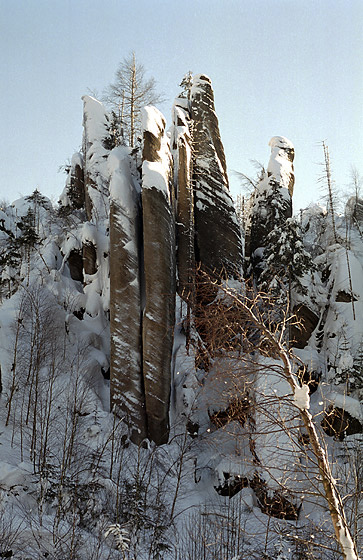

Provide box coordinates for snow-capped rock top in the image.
[141,105,166,139]
[267,135,295,196]
[82,95,110,146]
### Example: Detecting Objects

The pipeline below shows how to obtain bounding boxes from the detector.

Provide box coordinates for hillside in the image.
[0,74,361,560]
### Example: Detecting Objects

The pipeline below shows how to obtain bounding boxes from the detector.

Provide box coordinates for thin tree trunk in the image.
[216,278,359,560]
[130,54,136,147]
[323,141,338,244]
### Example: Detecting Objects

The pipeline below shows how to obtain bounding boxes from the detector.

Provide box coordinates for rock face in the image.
[247,136,294,275]
[63,153,85,210]
[141,107,176,445]
[321,406,363,440]
[59,83,244,447]
[172,99,195,300]
[68,250,84,282]
[109,147,147,444]
[290,304,319,349]
[82,241,97,276]
[190,75,243,278]
[170,74,243,315]
[348,196,363,223]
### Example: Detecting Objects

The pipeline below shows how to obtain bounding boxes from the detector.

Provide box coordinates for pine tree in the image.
[250,178,292,280]
[16,208,39,285]
[25,189,49,234]
[259,217,314,304]
[0,236,22,297]
[17,208,39,248]
[102,110,125,150]
[179,71,193,99]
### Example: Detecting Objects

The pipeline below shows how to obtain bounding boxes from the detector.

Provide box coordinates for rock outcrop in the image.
[321,405,363,440]
[172,99,195,300]
[141,106,176,445]
[290,304,319,349]
[67,249,84,282]
[63,153,85,210]
[82,241,97,276]
[190,75,243,278]
[57,80,246,447]
[109,147,147,444]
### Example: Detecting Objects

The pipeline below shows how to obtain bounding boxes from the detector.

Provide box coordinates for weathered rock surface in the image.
[190,75,243,278]
[141,106,176,445]
[346,195,363,223]
[68,153,85,209]
[335,290,358,303]
[250,474,300,520]
[215,473,248,498]
[82,241,97,276]
[321,405,363,439]
[67,249,84,282]
[290,304,319,349]
[172,99,195,300]
[109,147,147,444]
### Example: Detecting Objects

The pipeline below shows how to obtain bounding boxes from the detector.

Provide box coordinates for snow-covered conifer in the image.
[259,217,314,302]
[248,136,294,282]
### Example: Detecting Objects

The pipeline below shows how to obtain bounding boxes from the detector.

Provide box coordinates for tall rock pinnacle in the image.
[190,74,243,279]
[141,106,176,445]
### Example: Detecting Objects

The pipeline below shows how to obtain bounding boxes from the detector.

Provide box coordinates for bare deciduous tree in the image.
[192,271,359,560]
[103,52,164,148]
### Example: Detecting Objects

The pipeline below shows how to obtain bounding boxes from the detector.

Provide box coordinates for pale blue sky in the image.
[1,0,362,212]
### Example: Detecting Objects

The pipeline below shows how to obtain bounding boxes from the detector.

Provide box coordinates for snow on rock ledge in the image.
[141,106,171,202]
[141,105,166,139]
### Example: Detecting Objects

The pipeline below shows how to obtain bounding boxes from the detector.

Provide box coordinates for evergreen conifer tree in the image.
[17,208,39,284]
[25,189,49,234]
[17,208,39,248]
[259,217,314,304]
[250,178,292,280]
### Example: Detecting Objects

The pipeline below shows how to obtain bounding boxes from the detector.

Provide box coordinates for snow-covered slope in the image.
[0,76,361,560]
